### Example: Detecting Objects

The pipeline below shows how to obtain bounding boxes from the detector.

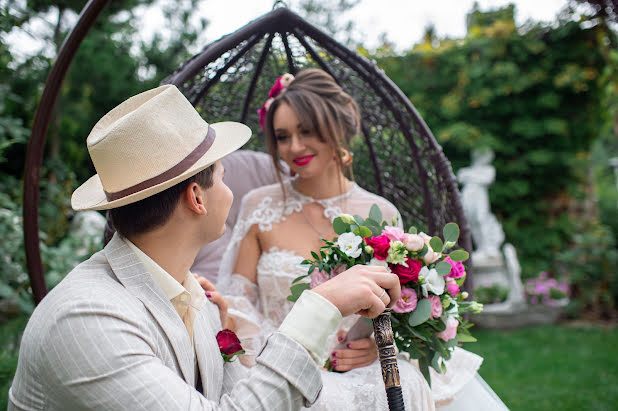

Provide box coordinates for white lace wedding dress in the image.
[217,179,508,410]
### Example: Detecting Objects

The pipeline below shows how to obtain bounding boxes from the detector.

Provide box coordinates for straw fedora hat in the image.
[71,85,251,211]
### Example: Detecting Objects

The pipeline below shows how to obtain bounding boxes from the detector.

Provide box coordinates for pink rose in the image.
[422,247,441,265]
[444,257,466,279]
[364,235,390,260]
[310,270,329,289]
[429,295,443,319]
[332,265,347,276]
[383,226,405,242]
[390,258,422,284]
[418,232,432,244]
[446,278,460,297]
[403,234,424,251]
[437,317,459,342]
[393,288,418,313]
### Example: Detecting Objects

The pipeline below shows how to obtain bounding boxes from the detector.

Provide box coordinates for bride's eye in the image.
[275,134,289,141]
[300,128,314,137]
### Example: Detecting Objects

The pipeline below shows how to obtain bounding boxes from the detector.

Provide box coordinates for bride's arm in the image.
[232,224,262,283]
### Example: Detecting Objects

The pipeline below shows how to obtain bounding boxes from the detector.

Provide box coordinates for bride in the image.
[216,68,507,410]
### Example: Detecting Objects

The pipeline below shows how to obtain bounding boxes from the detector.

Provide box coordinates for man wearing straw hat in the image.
[9,85,400,410]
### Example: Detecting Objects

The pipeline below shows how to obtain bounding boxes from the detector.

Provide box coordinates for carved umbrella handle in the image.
[372,310,405,411]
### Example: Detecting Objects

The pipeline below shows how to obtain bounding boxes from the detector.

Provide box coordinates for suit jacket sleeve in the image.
[10,296,321,411]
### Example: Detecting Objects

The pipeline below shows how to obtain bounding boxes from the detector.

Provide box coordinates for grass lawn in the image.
[466,323,618,411]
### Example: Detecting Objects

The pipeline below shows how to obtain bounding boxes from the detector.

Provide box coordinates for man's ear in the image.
[183,182,207,215]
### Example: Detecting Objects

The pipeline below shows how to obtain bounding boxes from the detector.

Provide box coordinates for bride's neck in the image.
[293,167,352,199]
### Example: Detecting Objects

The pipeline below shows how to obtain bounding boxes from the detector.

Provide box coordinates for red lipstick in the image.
[293,154,315,166]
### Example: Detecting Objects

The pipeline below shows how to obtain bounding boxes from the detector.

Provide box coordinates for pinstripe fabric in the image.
[8,234,321,410]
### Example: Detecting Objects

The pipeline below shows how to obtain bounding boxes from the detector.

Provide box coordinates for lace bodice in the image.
[217,178,401,294]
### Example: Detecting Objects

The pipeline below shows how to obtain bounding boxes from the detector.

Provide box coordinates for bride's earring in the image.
[339,148,353,167]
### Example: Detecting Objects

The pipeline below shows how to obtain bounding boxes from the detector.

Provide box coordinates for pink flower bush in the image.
[383,226,405,242]
[390,258,422,284]
[444,256,466,279]
[393,288,418,313]
[364,235,391,260]
[446,278,460,297]
[429,295,443,319]
[437,317,459,341]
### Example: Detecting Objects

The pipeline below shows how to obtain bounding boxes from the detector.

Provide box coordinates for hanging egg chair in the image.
[23,1,471,304]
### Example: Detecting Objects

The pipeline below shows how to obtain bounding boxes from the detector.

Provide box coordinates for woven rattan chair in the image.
[23,1,470,304]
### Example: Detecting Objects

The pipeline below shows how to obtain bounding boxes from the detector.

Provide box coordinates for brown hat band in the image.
[104,126,216,202]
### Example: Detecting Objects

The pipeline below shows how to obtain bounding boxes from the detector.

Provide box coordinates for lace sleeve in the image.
[225,274,279,367]
[217,184,288,367]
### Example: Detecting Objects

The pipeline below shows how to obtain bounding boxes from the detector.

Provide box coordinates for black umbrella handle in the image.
[372,310,405,411]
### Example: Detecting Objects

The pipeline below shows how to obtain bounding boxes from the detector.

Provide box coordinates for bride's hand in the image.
[330,330,378,372]
[194,274,236,331]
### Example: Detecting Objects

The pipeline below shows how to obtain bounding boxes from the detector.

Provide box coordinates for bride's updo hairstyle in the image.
[264,68,360,180]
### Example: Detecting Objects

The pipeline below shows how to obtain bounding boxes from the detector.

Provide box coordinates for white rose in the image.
[422,247,442,265]
[368,258,391,272]
[420,266,445,297]
[339,213,356,224]
[403,234,424,251]
[337,232,363,258]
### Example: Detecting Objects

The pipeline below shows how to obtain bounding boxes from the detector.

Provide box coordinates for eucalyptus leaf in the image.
[408,226,418,234]
[408,298,432,326]
[435,260,452,277]
[354,215,365,226]
[369,204,383,223]
[291,274,309,284]
[418,357,431,387]
[448,249,469,262]
[420,243,429,256]
[456,333,478,343]
[286,283,310,302]
[431,351,442,374]
[443,223,460,245]
[429,237,443,253]
[358,226,372,238]
[333,217,348,235]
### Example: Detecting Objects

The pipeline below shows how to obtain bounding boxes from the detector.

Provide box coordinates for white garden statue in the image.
[457,147,505,263]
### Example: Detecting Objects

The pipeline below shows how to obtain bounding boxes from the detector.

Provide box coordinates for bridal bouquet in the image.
[287,205,483,385]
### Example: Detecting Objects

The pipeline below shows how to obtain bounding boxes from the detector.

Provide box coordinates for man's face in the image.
[201,161,233,243]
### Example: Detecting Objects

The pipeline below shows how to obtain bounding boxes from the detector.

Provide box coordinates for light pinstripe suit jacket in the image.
[9,234,321,410]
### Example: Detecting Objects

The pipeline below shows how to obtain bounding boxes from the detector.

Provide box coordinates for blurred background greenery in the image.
[0,0,616,409]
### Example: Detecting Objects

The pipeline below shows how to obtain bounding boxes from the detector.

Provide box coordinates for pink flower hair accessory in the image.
[258,73,295,130]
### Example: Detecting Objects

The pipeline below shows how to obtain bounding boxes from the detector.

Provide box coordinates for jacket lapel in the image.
[105,233,195,385]
[193,301,224,400]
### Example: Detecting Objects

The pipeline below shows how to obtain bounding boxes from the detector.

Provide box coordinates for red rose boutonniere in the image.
[216,329,245,362]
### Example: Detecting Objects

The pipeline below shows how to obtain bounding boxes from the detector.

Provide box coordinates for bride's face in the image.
[273,102,337,179]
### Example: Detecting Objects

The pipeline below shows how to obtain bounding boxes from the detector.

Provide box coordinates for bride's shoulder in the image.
[241,181,285,206]
[353,185,400,221]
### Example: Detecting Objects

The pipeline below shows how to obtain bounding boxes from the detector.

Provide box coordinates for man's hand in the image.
[312,265,400,318]
[194,274,235,331]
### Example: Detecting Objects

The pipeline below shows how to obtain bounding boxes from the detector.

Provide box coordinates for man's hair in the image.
[110,165,214,238]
